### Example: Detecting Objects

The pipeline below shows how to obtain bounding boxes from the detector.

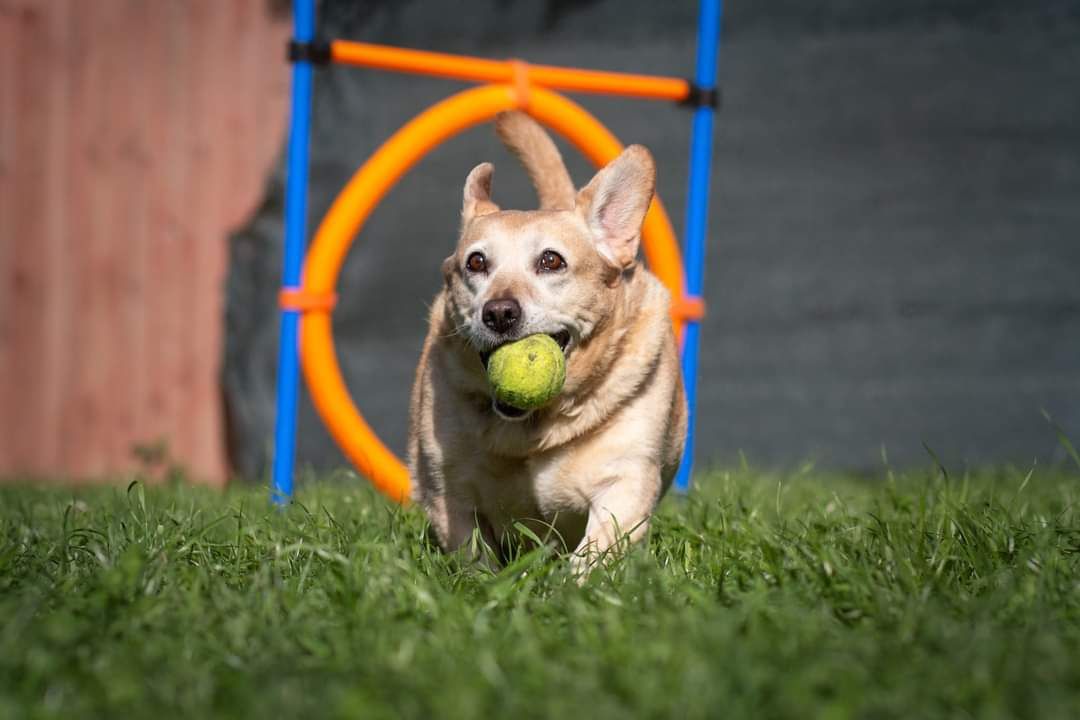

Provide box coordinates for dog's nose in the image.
[482,298,521,334]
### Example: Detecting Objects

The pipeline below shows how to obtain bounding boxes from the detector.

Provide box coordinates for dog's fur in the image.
[408,112,687,574]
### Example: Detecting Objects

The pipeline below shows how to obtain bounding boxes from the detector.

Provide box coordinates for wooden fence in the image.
[0,0,290,484]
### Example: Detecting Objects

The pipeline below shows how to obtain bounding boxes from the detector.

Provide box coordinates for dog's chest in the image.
[470,451,589,532]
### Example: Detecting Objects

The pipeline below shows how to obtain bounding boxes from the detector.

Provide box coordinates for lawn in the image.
[1,464,1078,719]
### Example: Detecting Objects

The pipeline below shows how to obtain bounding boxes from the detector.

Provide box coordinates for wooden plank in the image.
[254,6,291,195]
[97,0,142,472]
[38,0,73,472]
[138,0,185,478]
[0,2,21,467]
[61,0,115,476]
[226,0,287,231]
[183,0,229,483]
[6,0,64,474]
[184,0,211,480]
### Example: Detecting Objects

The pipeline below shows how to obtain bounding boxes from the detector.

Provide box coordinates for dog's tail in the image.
[495,112,576,210]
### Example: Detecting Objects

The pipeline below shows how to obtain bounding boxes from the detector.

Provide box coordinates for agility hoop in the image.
[296,83,692,503]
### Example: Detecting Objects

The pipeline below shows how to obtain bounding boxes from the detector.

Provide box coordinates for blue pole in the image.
[271,0,316,504]
[675,0,722,492]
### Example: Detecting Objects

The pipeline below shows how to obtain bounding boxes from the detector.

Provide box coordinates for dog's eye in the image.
[465,252,487,273]
[537,250,566,273]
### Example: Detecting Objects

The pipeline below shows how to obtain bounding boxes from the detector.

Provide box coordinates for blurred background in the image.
[2,0,1078,486]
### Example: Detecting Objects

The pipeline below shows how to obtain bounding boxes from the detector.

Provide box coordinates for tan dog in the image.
[408,112,687,575]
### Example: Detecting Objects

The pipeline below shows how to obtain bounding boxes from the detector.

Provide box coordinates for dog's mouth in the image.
[480,330,570,421]
[492,399,531,421]
[549,330,571,353]
[478,330,570,368]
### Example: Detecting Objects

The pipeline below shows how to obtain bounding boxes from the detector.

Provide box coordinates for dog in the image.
[408,112,687,575]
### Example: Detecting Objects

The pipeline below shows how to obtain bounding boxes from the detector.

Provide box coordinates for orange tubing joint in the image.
[279,288,339,312]
[671,295,706,322]
[509,59,532,108]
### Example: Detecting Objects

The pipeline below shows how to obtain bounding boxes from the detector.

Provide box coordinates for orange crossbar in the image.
[330,40,691,102]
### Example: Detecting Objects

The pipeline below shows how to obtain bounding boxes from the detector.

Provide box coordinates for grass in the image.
[1,464,1079,719]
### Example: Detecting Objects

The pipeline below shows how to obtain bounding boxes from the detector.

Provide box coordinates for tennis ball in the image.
[486,334,566,410]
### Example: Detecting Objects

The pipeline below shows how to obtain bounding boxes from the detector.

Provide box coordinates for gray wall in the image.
[226,1,1080,481]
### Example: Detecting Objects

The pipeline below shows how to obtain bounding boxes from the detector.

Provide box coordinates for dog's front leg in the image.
[570,467,661,579]
[426,491,501,570]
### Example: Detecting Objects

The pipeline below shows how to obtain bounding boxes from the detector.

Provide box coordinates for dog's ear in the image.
[576,145,655,269]
[441,254,457,285]
[462,162,500,224]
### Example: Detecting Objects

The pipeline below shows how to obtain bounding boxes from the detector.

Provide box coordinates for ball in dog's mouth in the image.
[482,330,570,421]
[478,330,569,368]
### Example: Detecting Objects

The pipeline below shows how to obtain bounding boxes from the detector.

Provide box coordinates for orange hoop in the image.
[299,83,689,503]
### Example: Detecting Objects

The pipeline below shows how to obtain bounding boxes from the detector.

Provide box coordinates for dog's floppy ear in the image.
[462,162,500,224]
[576,145,655,269]
[495,112,575,210]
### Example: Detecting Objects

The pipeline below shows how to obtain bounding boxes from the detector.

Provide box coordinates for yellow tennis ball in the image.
[486,334,566,410]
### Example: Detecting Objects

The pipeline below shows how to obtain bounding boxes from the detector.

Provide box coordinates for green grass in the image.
[1,465,1079,719]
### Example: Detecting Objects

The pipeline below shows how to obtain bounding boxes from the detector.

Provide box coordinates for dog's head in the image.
[441,117,656,421]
